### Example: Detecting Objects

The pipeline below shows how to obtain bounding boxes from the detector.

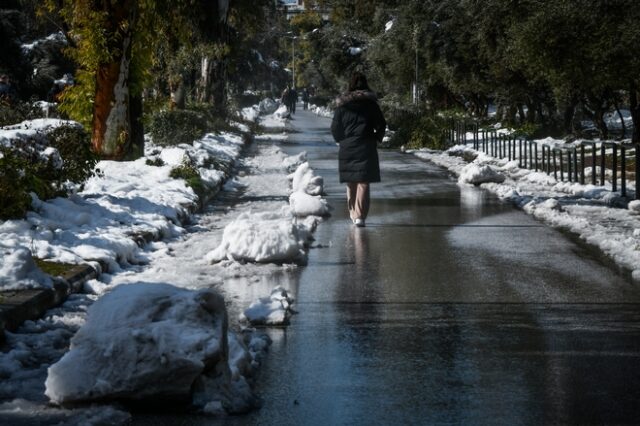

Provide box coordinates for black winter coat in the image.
[331,90,386,183]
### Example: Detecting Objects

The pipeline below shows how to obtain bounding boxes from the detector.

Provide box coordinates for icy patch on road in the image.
[412,144,640,279]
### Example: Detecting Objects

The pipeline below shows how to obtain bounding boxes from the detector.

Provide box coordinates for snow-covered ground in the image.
[0,105,328,421]
[411,142,640,280]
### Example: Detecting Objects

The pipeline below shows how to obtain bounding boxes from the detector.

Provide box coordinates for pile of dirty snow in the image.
[45,283,264,414]
[241,286,295,325]
[288,162,329,217]
[0,245,52,290]
[458,163,506,185]
[206,207,315,264]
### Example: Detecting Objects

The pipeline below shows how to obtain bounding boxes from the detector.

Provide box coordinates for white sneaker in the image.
[354,218,365,227]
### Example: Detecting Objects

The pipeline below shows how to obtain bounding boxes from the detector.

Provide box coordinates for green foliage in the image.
[169,163,204,197]
[47,125,99,185]
[381,103,449,150]
[0,125,98,220]
[145,157,165,167]
[147,109,209,147]
[0,150,32,219]
[0,101,52,127]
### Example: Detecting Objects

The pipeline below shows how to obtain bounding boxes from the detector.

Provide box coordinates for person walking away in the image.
[281,85,291,113]
[302,88,309,110]
[331,71,386,227]
[289,86,298,114]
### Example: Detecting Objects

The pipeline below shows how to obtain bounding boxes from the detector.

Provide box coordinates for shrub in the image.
[47,125,99,187]
[145,157,165,167]
[406,115,449,150]
[380,104,449,150]
[169,163,205,198]
[0,151,32,219]
[147,109,209,147]
[0,125,98,220]
[0,100,57,127]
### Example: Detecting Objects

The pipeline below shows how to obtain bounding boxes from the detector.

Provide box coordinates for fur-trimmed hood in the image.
[334,90,377,108]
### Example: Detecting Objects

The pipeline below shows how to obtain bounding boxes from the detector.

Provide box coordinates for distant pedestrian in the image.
[289,86,298,114]
[281,85,291,113]
[331,71,386,227]
[302,88,309,110]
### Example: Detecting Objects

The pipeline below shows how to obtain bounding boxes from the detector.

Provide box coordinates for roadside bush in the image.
[0,100,56,127]
[406,115,449,150]
[0,125,98,220]
[0,150,32,219]
[147,109,208,147]
[169,163,205,198]
[381,103,449,150]
[47,125,99,187]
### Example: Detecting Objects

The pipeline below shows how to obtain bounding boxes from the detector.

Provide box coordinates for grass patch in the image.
[34,259,78,277]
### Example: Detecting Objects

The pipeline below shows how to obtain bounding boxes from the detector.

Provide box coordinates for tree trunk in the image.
[91,0,137,160]
[563,97,577,135]
[127,92,144,160]
[631,82,640,143]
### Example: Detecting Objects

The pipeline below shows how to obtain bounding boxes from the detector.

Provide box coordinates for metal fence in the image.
[446,120,640,199]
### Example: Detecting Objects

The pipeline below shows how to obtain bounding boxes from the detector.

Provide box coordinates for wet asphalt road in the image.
[136,109,640,425]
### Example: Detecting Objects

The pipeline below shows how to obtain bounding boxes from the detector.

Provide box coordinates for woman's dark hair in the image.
[348,71,370,92]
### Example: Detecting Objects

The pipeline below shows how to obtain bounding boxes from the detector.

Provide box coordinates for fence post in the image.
[534,141,539,171]
[573,146,578,182]
[611,143,618,193]
[552,149,558,180]
[580,144,585,184]
[621,145,627,197]
[600,143,606,186]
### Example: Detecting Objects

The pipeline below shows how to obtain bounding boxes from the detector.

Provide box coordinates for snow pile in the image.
[290,162,323,195]
[240,286,295,325]
[206,207,311,264]
[288,162,329,217]
[258,98,279,115]
[0,119,80,150]
[309,104,333,118]
[458,163,506,185]
[44,283,262,413]
[411,142,640,280]
[289,191,329,217]
[282,151,307,172]
[273,104,289,119]
[241,106,260,123]
[0,245,52,290]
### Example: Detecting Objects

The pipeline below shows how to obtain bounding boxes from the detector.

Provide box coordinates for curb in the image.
[0,262,100,344]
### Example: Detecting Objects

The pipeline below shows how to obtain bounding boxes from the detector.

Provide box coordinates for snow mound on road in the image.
[289,162,323,195]
[206,207,309,264]
[458,164,506,185]
[45,283,262,413]
[282,151,307,172]
[259,98,278,115]
[241,286,295,325]
[0,245,52,290]
[288,162,328,217]
[629,200,640,213]
[241,106,260,123]
[289,192,329,217]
